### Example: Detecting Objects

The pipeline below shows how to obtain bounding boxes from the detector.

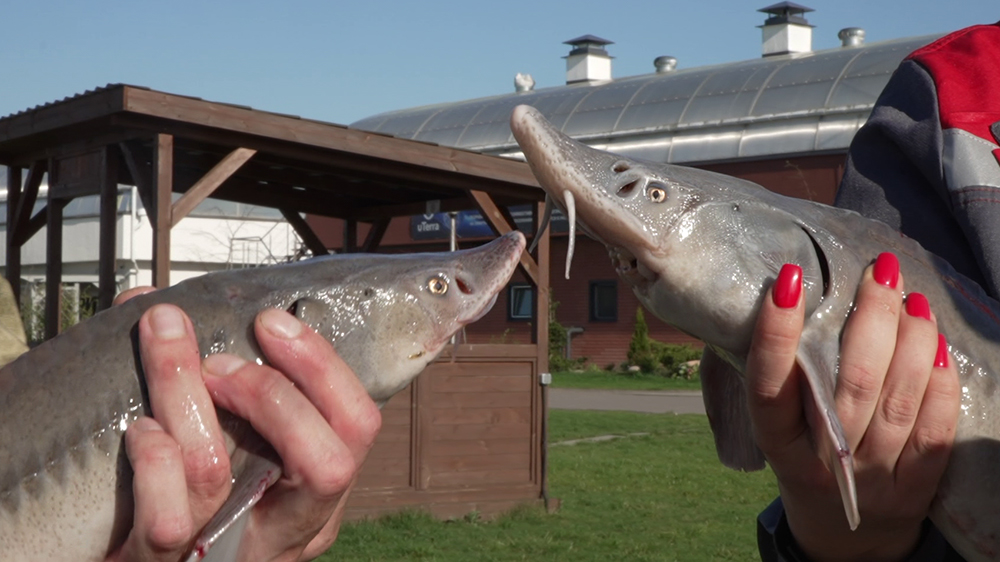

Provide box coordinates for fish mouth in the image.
[610,246,658,292]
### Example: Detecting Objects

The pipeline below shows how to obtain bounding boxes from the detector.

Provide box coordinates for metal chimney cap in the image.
[563,34,614,57]
[654,56,678,73]
[838,27,866,47]
[563,34,614,47]
[758,1,814,26]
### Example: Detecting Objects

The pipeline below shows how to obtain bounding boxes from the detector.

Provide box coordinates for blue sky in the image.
[1,1,996,126]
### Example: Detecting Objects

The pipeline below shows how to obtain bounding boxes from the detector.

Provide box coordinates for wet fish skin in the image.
[0,230,525,561]
[510,103,1000,562]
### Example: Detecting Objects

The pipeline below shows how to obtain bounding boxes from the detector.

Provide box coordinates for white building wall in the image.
[0,188,304,293]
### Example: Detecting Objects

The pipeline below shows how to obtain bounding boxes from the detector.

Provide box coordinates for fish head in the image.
[511,105,825,357]
[278,231,525,403]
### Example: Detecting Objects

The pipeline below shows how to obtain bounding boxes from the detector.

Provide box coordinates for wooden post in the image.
[44,168,63,340]
[98,146,119,310]
[344,219,358,253]
[152,134,173,288]
[532,200,550,491]
[534,200,550,363]
[5,167,21,304]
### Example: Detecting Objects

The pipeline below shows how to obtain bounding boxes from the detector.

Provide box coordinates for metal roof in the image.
[351,34,941,164]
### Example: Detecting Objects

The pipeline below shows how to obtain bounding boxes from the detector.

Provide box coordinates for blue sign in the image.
[410,204,568,240]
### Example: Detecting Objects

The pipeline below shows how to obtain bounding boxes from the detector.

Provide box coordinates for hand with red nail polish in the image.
[747,260,961,562]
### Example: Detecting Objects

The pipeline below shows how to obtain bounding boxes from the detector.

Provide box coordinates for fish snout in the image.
[454,231,525,324]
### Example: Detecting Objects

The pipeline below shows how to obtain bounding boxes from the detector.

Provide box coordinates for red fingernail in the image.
[873,252,899,288]
[935,334,949,369]
[773,264,802,309]
[905,292,932,321]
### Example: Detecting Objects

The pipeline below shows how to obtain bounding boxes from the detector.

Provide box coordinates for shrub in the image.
[549,299,586,372]
[628,307,702,378]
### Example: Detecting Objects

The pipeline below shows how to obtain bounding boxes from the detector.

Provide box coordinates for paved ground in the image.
[548,388,705,415]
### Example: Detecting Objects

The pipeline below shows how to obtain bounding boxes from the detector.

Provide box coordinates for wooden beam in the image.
[98,146,118,311]
[11,161,44,245]
[361,218,390,252]
[121,88,540,189]
[279,208,329,257]
[469,190,540,285]
[5,167,21,304]
[171,147,256,227]
[152,134,173,288]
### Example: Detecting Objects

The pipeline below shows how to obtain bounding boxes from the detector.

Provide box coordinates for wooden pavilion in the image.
[0,84,552,519]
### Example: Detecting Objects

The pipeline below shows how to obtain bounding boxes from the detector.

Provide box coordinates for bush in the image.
[627,307,702,378]
[549,299,586,372]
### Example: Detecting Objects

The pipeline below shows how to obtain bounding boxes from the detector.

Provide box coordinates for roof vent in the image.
[758,2,814,57]
[654,56,678,74]
[563,35,614,85]
[514,73,536,92]
[838,27,865,47]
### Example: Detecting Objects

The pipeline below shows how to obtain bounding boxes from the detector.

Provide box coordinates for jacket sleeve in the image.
[835,23,1000,298]
[757,499,964,562]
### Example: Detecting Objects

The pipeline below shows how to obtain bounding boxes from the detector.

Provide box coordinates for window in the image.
[590,280,617,322]
[508,283,534,321]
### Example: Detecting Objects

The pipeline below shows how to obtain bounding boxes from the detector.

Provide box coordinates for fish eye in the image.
[647,183,667,203]
[427,275,449,295]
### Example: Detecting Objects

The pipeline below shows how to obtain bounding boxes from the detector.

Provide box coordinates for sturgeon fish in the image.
[0,231,525,562]
[510,104,1000,561]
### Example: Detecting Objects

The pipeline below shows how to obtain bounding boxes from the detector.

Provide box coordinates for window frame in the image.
[507,282,535,321]
[589,280,618,322]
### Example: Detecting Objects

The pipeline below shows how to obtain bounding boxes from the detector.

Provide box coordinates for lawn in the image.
[550,370,702,391]
[321,411,777,561]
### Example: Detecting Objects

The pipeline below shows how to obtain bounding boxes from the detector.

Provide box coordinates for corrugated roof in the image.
[352,34,940,164]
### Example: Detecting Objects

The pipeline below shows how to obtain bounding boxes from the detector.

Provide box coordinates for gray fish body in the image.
[510,104,1000,561]
[0,231,525,561]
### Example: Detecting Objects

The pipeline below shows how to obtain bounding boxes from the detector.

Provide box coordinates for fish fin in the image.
[796,330,860,530]
[527,195,553,254]
[184,448,282,562]
[700,348,766,471]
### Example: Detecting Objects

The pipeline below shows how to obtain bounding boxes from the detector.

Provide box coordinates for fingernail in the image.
[773,264,802,309]
[935,334,949,369]
[905,292,932,321]
[873,252,900,289]
[149,305,187,340]
[203,354,246,377]
[260,308,303,339]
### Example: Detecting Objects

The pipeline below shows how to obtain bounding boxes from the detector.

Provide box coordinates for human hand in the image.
[107,290,381,561]
[746,254,961,562]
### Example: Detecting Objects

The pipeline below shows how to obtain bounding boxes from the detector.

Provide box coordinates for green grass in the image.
[550,370,702,391]
[321,411,777,561]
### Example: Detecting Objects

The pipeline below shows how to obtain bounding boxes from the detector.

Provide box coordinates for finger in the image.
[896,333,960,488]
[202,354,358,558]
[114,286,155,306]
[138,305,231,525]
[835,253,905,450]
[746,264,809,460]
[202,354,356,501]
[253,308,382,460]
[856,292,939,467]
[114,417,194,562]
